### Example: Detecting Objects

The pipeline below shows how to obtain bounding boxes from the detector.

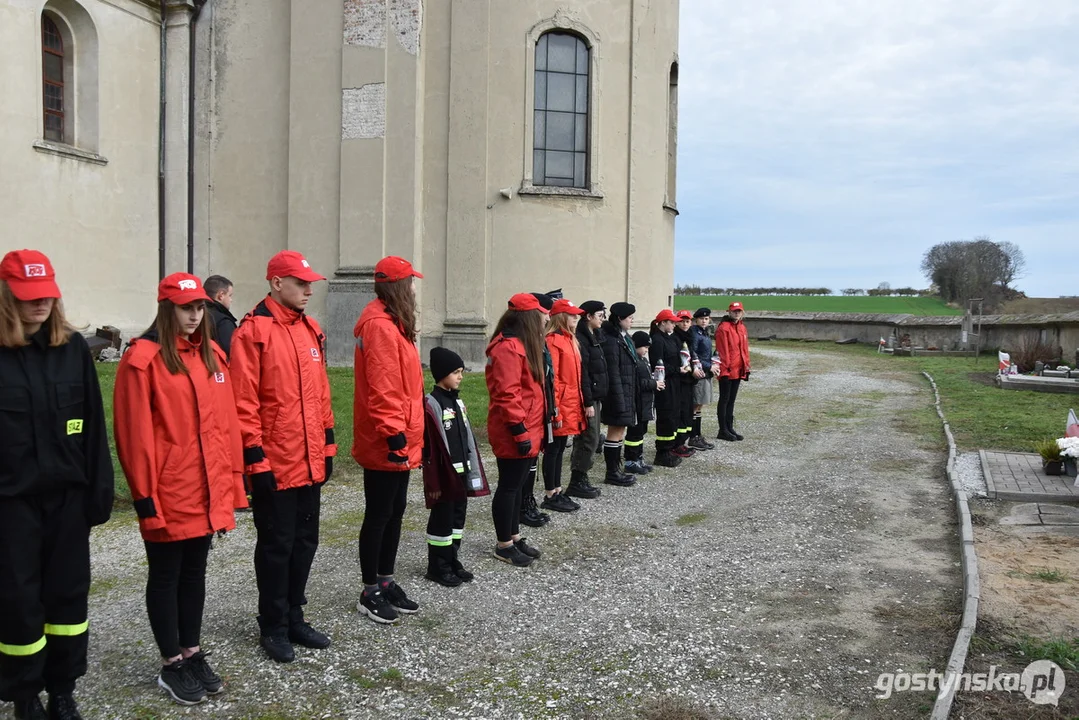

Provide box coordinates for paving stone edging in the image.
[923,372,980,720]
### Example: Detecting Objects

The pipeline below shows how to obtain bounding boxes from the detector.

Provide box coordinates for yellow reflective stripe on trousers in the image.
[45,621,88,637]
[624,439,645,447]
[426,534,453,547]
[451,529,464,540]
[0,636,46,656]
[656,433,677,441]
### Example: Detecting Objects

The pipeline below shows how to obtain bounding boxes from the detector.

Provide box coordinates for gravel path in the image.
[61,347,960,720]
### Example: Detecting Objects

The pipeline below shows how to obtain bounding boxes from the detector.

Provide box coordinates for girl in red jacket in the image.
[353,256,425,624]
[539,299,586,514]
[114,273,246,707]
[486,294,547,567]
[713,301,751,441]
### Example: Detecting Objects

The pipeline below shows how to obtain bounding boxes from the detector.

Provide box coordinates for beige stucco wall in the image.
[0,0,161,332]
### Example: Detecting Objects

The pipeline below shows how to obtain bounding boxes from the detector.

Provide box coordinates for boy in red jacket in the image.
[422,348,490,587]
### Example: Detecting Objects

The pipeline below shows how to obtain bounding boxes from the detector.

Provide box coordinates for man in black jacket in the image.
[568,300,607,499]
[204,275,237,358]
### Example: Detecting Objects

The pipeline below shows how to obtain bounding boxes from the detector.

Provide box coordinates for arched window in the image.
[42,16,65,142]
[533,32,590,188]
[666,61,679,208]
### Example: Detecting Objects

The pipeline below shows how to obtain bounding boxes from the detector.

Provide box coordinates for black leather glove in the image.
[249,471,277,505]
[744,371,751,381]
[133,496,157,520]
[325,456,333,479]
[517,439,532,457]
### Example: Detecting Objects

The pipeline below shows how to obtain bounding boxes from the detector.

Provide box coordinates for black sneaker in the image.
[158,659,208,705]
[45,694,82,720]
[425,564,463,587]
[383,582,419,615]
[717,430,738,442]
[451,559,474,582]
[640,462,654,473]
[604,473,636,487]
[494,544,533,567]
[565,481,600,499]
[289,622,331,649]
[184,651,223,695]
[541,493,579,513]
[358,590,399,624]
[624,460,647,474]
[731,431,744,441]
[14,696,47,720]
[513,537,542,559]
[259,635,295,663]
[689,436,714,451]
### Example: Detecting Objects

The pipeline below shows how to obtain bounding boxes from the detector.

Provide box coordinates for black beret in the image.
[579,300,606,315]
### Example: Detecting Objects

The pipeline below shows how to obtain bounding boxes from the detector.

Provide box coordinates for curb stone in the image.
[923,371,979,720]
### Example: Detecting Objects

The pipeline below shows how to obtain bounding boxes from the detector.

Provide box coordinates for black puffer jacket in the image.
[576,324,608,406]
[599,321,638,427]
[649,329,681,414]
[634,353,657,423]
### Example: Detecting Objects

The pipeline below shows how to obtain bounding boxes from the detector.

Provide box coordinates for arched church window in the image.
[42,16,65,142]
[533,32,590,188]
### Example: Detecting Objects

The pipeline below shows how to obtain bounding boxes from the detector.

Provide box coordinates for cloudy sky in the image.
[675,1,1079,297]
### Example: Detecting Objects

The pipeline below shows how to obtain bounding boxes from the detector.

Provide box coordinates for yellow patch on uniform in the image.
[66,419,84,435]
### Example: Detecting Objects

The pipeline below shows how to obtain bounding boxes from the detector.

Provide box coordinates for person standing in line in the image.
[230,251,337,662]
[671,310,701,458]
[539,299,586,514]
[567,301,607,499]
[598,302,639,487]
[624,331,663,474]
[114,273,246,706]
[203,276,237,358]
[353,257,425,624]
[0,251,113,720]
[649,309,684,469]
[519,292,556,529]
[486,294,547,567]
[687,308,717,452]
[714,301,751,441]
[421,348,490,587]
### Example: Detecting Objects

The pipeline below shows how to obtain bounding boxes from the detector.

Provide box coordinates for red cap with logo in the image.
[676,310,693,320]
[508,293,545,313]
[158,273,211,305]
[266,251,326,282]
[551,298,585,316]
[729,301,744,312]
[374,256,424,283]
[0,250,61,301]
[654,308,679,323]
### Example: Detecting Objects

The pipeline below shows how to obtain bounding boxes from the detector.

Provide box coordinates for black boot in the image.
[451,540,473,582]
[603,444,635,486]
[566,469,601,499]
[46,693,82,720]
[14,696,47,720]
[519,494,548,527]
[425,545,462,587]
[723,409,742,440]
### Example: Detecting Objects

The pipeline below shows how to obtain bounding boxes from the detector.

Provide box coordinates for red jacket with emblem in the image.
[546,330,585,437]
[352,298,425,471]
[229,296,337,490]
[485,333,545,459]
[114,332,246,542]
[714,317,751,380]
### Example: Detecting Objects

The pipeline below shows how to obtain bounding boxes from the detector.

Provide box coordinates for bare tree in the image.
[997,240,1027,288]
[920,237,1025,309]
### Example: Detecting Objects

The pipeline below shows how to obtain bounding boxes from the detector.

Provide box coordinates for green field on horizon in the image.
[673,295,964,316]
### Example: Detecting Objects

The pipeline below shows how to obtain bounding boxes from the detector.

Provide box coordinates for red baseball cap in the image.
[266,251,326,282]
[729,302,744,312]
[654,309,679,323]
[508,293,544,312]
[551,298,585,316]
[375,256,423,283]
[0,250,61,301]
[158,273,212,305]
[676,310,693,320]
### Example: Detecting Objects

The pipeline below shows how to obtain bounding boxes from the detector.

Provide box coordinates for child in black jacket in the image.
[625,331,662,474]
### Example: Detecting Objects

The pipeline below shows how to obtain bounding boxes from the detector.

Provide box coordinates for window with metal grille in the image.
[533,32,589,189]
[42,16,64,142]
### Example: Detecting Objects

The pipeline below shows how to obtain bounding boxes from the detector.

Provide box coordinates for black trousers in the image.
[144,536,211,659]
[0,489,90,702]
[492,458,531,543]
[521,461,540,502]
[654,411,678,454]
[717,378,742,433]
[359,469,409,586]
[252,484,321,637]
[678,382,696,444]
[541,436,569,491]
[426,499,467,546]
[625,421,649,461]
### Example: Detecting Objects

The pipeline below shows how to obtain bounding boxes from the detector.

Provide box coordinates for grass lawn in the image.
[674,294,964,316]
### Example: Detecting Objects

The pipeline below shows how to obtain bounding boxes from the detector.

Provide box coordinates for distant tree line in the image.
[842,284,924,297]
[674,286,834,296]
[920,237,1025,310]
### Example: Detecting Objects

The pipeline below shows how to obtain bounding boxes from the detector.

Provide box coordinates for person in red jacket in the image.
[114,273,246,706]
[486,294,547,567]
[229,251,336,663]
[713,301,751,441]
[539,299,586,514]
[353,256,425,624]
